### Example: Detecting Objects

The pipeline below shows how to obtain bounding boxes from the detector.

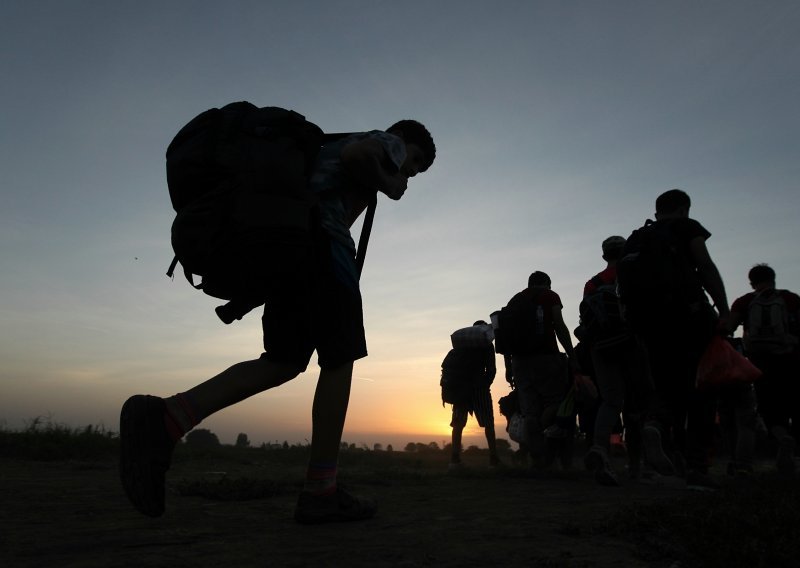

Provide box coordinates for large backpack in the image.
[744,290,798,355]
[616,219,700,330]
[165,101,375,323]
[577,275,627,346]
[493,290,546,356]
[440,348,484,405]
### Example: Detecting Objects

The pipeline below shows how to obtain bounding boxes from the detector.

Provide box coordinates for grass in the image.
[0,417,118,460]
[600,474,800,567]
[2,421,799,567]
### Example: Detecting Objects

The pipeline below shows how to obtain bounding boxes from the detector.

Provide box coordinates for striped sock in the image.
[303,462,337,495]
[163,393,200,442]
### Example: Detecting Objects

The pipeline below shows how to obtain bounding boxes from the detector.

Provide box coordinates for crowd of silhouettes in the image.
[450,189,798,491]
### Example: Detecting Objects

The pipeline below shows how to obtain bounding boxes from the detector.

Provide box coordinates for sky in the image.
[1,1,799,450]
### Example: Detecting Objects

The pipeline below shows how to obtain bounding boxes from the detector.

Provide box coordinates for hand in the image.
[381,173,408,200]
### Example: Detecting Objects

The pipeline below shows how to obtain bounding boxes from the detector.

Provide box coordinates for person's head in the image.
[386,120,436,178]
[655,189,691,220]
[528,271,551,289]
[601,235,626,263]
[748,263,776,291]
[473,320,488,327]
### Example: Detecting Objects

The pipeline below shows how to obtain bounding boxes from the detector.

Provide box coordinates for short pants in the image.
[261,233,368,370]
[450,385,495,428]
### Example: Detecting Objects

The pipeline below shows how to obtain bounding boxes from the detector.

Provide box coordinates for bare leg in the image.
[179,357,301,420]
[451,425,463,462]
[309,362,353,465]
[485,423,500,465]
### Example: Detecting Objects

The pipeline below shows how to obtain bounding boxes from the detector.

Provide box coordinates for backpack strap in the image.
[355,194,377,277]
[589,274,605,290]
[166,256,179,279]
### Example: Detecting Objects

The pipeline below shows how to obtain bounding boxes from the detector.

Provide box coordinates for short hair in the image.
[386,119,436,172]
[528,271,551,288]
[601,235,626,261]
[748,263,776,285]
[656,189,691,214]
[473,320,488,326]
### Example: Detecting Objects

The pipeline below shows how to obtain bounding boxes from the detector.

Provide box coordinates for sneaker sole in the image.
[595,468,620,487]
[119,395,168,517]
[583,451,604,473]
[642,427,675,476]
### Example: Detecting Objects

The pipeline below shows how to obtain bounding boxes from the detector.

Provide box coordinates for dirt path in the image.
[1,455,690,567]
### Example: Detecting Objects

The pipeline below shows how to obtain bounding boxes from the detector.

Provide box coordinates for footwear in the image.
[584,447,619,487]
[543,424,567,439]
[686,470,719,492]
[119,395,176,517]
[671,451,687,478]
[642,425,675,476]
[727,461,754,477]
[777,436,796,474]
[294,486,376,524]
[448,459,465,472]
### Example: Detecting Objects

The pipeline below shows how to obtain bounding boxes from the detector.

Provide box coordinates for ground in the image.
[1,447,738,568]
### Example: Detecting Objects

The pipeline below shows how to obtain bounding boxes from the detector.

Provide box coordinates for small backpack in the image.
[744,290,798,355]
[577,275,627,346]
[493,290,546,356]
[165,102,375,323]
[440,348,483,405]
[616,219,700,329]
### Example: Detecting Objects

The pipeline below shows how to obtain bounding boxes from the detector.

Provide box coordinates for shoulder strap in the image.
[319,130,377,278]
[590,275,605,289]
[355,194,377,277]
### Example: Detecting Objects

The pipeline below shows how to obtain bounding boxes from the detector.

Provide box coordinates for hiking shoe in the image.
[584,447,619,487]
[777,436,796,474]
[448,459,465,473]
[727,461,754,477]
[294,486,376,524]
[642,425,675,476]
[627,461,642,480]
[488,456,504,470]
[671,451,687,478]
[543,424,568,439]
[583,447,605,472]
[119,395,176,517]
[686,470,719,492]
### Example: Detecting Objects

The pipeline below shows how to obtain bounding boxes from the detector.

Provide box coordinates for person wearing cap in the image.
[579,236,652,485]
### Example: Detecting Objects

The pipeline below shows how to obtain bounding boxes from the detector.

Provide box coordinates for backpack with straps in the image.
[616,219,701,330]
[493,289,547,356]
[165,101,376,323]
[577,275,627,346]
[744,290,798,355]
[440,348,485,405]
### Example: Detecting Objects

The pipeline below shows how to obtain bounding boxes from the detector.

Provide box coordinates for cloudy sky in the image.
[1,1,798,449]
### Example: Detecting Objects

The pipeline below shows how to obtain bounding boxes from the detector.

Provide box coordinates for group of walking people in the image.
[446,189,799,490]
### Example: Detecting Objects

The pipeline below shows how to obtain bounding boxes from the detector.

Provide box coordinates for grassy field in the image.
[2,420,799,567]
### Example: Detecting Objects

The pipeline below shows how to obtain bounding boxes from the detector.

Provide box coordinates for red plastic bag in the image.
[696,335,762,389]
